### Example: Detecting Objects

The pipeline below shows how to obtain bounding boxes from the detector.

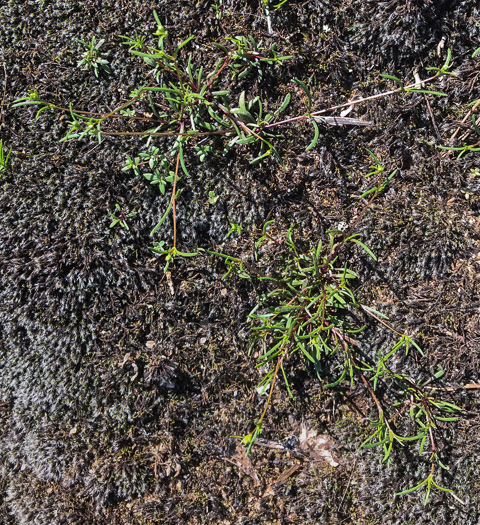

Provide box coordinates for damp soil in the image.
[1,1,480,524]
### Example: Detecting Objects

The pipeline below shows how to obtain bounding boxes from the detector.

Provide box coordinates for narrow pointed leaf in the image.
[306,119,319,151]
[291,78,311,110]
[350,238,377,260]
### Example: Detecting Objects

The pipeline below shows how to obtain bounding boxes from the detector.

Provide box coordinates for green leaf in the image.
[407,88,447,96]
[272,93,291,119]
[306,119,319,151]
[262,220,275,235]
[434,400,462,411]
[130,50,168,59]
[419,433,427,455]
[263,140,285,169]
[178,141,190,177]
[151,190,180,235]
[237,135,257,145]
[211,42,229,54]
[148,94,162,119]
[380,170,397,189]
[365,148,381,164]
[359,186,378,198]
[208,106,230,127]
[12,100,46,108]
[238,91,247,112]
[197,65,204,87]
[296,339,315,363]
[380,73,403,87]
[326,366,347,387]
[361,304,389,320]
[231,107,255,123]
[35,105,51,118]
[291,78,311,110]
[350,238,377,260]
[250,149,272,164]
[472,114,480,137]
[280,363,294,398]
[396,478,428,496]
[409,338,424,357]
[175,35,195,55]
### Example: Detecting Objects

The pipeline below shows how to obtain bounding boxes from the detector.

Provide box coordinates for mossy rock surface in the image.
[1,1,480,523]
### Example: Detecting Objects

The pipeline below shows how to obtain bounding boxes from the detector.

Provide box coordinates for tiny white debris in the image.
[166,271,175,295]
[298,423,339,467]
[340,105,353,117]
[256,381,271,396]
[437,36,446,57]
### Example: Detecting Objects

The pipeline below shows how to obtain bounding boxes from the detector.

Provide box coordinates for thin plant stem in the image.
[360,304,403,337]
[264,74,441,130]
[257,353,285,430]
[97,85,151,123]
[172,147,181,250]
[206,53,234,90]
[0,62,7,124]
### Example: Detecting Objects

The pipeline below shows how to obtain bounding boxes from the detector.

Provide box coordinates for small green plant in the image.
[226,220,243,238]
[119,32,147,52]
[241,225,380,450]
[364,148,386,177]
[438,114,480,158]
[225,157,460,503]
[150,241,197,273]
[208,190,219,205]
[0,139,12,176]
[233,223,462,504]
[108,204,137,230]
[12,18,456,274]
[397,459,464,505]
[123,146,176,195]
[77,36,112,77]
[362,363,463,504]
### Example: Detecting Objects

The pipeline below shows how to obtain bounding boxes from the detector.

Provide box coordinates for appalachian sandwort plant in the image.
[226,177,462,504]
[11,11,464,504]
[76,36,112,77]
[12,11,456,265]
